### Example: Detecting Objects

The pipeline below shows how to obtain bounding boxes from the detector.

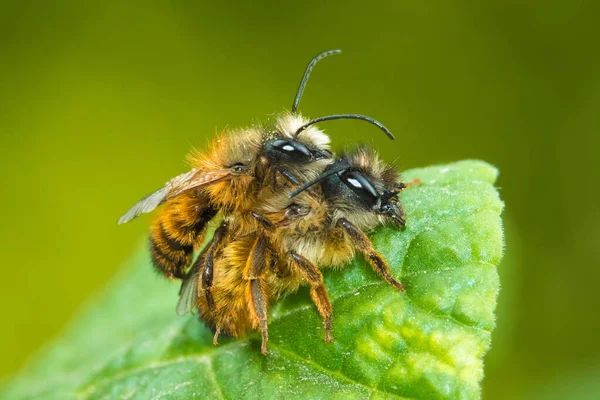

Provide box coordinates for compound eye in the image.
[271,139,312,161]
[230,163,248,174]
[286,202,310,218]
[339,171,379,207]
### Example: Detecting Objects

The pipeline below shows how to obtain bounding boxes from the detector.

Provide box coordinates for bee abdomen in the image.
[150,221,194,279]
[149,193,218,279]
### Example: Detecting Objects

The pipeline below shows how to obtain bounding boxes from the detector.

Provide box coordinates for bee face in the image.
[192,128,263,211]
[279,194,325,232]
[321,147,406,228]
[284,202,312,221]
[258,113,333,184]
[257,188,323,230]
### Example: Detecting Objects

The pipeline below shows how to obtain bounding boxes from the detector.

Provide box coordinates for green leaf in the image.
[2,160,504,400]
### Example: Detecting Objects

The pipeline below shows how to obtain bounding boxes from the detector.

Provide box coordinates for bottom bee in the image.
[178,146,406,354]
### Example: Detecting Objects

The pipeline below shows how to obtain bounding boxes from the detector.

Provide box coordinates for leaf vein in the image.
[269,343,414,400]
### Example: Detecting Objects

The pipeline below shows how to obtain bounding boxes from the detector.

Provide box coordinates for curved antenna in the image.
[294,114,395,140]
[288,165,348,199]
[292,49,342,114]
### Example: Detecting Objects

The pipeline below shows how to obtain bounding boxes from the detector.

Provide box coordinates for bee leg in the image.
[276,168,300,185]
[201,221,229,314]
[213,327,221,346]
[338,218,405,291]
[266,244,285,278]
[290,252,333,342]
[244,236,270,355]
[251,280,269,355]
[250,211,275,232]
[249,220,285,278]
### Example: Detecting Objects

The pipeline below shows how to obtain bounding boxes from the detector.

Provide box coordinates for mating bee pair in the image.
[119,50,406,354]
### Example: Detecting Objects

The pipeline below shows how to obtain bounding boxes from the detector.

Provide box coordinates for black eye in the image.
[230,163,247,173]
[286,202,309,218]
[271,139,312,162]
[339,171,380,207]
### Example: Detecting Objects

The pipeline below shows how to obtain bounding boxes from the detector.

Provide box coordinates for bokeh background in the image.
[1,1,599,398]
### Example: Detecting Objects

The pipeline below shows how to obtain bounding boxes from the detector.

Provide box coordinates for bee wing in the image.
[118,168,231,224]
[176,262,202,316]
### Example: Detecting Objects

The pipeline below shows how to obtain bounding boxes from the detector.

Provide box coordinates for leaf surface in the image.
[2,160,504,400]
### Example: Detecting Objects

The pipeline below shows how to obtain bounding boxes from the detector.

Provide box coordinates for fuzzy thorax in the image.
[186,127,263,212]
[188,127,263,173]
[276,112,330,150]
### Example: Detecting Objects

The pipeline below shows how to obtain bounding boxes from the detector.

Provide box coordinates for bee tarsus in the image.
[245,236,270,354]
[290,251,334,343]
[338,217,405,292]
[213,327,221,346]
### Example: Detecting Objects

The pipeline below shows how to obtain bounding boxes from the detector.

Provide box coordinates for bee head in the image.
[289,146,405,229]
[188,127,264,211]
[258,113,332,183]
[260,49,397,185]
[267,113,332,162]
[255,186,327,240]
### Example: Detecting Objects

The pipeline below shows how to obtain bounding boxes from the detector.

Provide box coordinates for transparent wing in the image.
[176,266,202,316]
[176,275,199,316]
[118,168,231,224]
[176,252,207,316]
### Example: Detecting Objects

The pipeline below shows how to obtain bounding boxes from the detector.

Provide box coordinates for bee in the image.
[179,146,406,354]
[119,50,395,314]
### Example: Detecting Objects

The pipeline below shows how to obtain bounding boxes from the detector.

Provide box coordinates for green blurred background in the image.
[1,1,599,398]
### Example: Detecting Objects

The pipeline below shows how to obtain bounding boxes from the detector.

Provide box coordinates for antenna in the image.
[294,114,395,140]
[291,49,342,114]
[288,165,348,198]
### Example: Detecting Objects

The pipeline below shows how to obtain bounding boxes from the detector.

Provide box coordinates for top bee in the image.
[118,49,394,280]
